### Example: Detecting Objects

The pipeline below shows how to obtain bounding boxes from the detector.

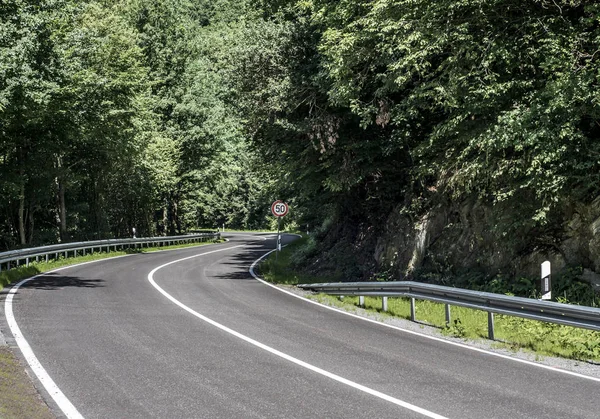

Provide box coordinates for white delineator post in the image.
[541,261,551,300]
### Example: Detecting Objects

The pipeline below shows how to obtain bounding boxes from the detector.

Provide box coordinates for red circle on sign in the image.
[271,200,289,217]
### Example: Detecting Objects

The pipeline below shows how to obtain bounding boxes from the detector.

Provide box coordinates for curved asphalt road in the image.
[2,233,600,418]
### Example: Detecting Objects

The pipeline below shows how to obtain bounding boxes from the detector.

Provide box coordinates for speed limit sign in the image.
[271,200,289,217]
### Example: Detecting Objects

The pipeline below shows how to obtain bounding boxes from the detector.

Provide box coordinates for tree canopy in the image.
[2,0,600,288]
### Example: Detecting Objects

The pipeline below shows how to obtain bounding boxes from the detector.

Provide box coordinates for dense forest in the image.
[2,1,600,294]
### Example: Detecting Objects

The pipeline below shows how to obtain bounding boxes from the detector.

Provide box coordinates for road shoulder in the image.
[0,344,55,419]
[273,283,600,381]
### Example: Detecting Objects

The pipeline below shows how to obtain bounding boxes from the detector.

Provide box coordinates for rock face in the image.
[374,196,600,285]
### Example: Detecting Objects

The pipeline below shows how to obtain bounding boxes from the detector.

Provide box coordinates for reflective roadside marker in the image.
[541,261,551,300]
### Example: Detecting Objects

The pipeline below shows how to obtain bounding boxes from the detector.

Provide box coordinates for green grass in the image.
[260,242,600,363]
[0,238,223,292]
[259,236,340,285]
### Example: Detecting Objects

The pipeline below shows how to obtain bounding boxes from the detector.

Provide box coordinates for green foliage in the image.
[0,0,277,249]
[309,0,600,211]
[260,236,341,285]
[553,266,599,306]
[450,272,538,298]
[3,0,600,313]
[498,315,600,361]
[227,0,600,283]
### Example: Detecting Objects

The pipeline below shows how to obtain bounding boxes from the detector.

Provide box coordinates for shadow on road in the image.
[210,241,273,281]
[22,272,104,290]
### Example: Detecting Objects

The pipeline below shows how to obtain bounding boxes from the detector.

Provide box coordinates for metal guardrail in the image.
[297,281,600,339]
[0,232,220,272]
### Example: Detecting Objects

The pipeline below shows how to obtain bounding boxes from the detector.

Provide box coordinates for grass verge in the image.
[0,347,54,419]
[259,240,600,363]
[259,236,340,285]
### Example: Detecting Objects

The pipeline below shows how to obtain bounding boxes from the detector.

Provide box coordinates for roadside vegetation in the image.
[3,0,600,307]
[260,241,600,363]
[259,236,341,285]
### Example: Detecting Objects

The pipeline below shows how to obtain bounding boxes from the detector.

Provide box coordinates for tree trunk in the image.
[167,195,176,235]
[28,205,34,244]
[59,179,67,240]
[161,205,167,236]
[56,155,67,242]
[174,200,181,234]
[18,181,26,245]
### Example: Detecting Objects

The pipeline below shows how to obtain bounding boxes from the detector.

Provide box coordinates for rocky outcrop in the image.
[374,196,600,286]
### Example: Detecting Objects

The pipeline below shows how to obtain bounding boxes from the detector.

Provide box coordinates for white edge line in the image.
[249,245,600,384]
[2,240,229,419]
[148,244,447,419]
[2,256,137,419]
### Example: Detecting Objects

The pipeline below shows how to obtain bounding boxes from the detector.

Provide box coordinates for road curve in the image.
[2,233,600,418]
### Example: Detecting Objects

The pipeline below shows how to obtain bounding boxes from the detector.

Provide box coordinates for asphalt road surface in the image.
[3,233,600,418]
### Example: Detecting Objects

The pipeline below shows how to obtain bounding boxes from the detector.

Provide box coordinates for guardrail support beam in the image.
[382,296,388,312]
[488,312,495,340]
[410,298,416,321]
[359,296,365,307]
[445,304,451,325]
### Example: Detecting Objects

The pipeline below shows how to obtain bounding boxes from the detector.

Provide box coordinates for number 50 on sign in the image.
[271,200,288,217]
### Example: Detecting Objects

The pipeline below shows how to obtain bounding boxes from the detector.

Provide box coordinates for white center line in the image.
[148,246,448,419]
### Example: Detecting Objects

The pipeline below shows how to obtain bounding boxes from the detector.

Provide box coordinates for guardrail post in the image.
[445,304,451,325]
[410,298,416,321]
[26,257,29,267]
[382,296,388,312]
[45,254,49,262]
[359,296,365,307]
[488,312,495,340]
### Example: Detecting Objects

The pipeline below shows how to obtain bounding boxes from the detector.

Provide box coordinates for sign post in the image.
[271,200,289,260]
[541,260,551,300]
